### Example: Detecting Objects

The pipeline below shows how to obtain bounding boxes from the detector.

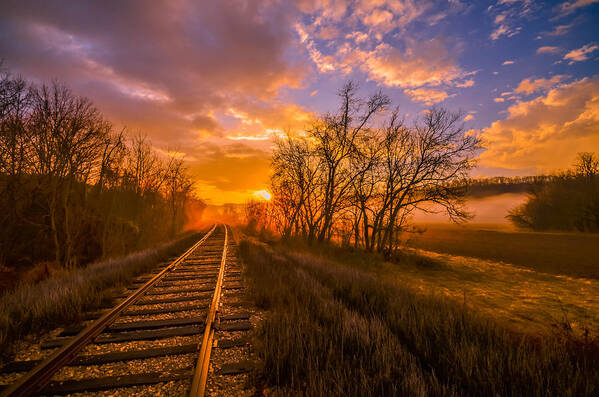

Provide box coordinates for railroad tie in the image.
[42,368,193,395]
[59,316,206,336]
[42,325,203,349]
[217,360,254,376]
[1,344,199,373]
[215,320,252,332]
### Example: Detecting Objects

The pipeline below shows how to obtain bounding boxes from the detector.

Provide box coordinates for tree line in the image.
[508,152,599,232]
[464,176,553,198]
[257,82,480,254]
[0,63,198,269]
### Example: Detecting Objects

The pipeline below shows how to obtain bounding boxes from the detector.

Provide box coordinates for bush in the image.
[508,175,599,232]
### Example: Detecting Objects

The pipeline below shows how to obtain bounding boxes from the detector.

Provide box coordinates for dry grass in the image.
[0,231,204,360]
[405,223,599,279]
[240,239,599,396]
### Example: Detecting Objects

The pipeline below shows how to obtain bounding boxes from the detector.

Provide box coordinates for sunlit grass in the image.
[240,239,599,396]
[386,248,599,334]
[278,234,599,335]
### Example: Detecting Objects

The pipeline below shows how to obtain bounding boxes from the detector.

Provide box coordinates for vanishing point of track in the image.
[1,224,249,396]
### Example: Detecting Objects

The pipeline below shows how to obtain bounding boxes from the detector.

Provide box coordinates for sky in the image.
[1,0,598,204]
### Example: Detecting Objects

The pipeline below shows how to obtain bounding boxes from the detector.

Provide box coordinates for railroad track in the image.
[0,224,254,396]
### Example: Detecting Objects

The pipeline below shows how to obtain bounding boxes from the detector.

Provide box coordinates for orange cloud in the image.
[456,79,475,88]
[190,142,271,204]
[296,23,337,72]
[537,46,561,55]
[564,43,598,63]
[193,102,314,202]
[225,103,313,137]
[515,75,567,94]
[403,87,452,105]
[479,76,599,170]
[358,41,466,88]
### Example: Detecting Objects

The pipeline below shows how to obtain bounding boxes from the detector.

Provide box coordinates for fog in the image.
[413,193,528,225]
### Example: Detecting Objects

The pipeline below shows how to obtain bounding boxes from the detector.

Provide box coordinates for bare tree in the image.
[270,83,480,254]
[575,152,599,178]
[27,82,107,266]
[0,65,32,265]
[271,133,319,237]
[97,127,126,192]
[127,133,166,196]
[308,81,390,242]
[373,108,478,253]
[164,152,194,237]
[0,63,200,269]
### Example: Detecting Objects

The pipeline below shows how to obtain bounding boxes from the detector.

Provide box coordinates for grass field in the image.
[240,239,599,396]
[404,223,599,279]
[385,248,599,334]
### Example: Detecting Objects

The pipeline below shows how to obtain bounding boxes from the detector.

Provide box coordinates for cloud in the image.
[225,102,314,136]
[494,97,505,102]
[346,31,368,43]
[491,24,522,40]
[557,0,599,15]
[190,141,272,203]
[502,60,515,65]
[296,23,336,72]
[564,43,599,63]
[357,40,466,88]
[488,0,533,40]
[537,46,561,54]
[515,75,567,94]
[0,0,311,203]
[293,0,472,97]
[403,87,452,105]
[316,25,341,40]
[0,1,307,136]
[295,0,348,21]
[297,0,432,33]
[464,114,475,121]
[546,24,573,36]
[355,0,433,32]
[456,79,475,87]
[363,8,394,30]
[478,76,599,170]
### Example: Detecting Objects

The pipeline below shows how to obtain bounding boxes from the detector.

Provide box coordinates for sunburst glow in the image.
[254,190,271,201]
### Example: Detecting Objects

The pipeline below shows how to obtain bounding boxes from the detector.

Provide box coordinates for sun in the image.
[254,190,272,201]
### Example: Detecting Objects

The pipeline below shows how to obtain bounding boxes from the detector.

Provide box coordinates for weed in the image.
[0,231,203,360]
[240,239,599,396]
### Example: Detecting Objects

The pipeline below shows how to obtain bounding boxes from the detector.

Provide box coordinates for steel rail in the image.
[189,224,229,397]
[1,224,218,397]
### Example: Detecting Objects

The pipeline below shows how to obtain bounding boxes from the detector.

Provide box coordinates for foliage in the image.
[508,152,599,232]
